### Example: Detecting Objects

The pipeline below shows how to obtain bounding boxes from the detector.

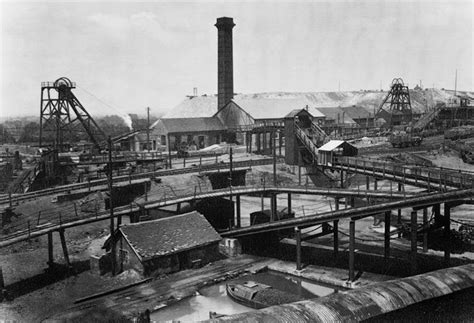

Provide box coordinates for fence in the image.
[337,156,474,191]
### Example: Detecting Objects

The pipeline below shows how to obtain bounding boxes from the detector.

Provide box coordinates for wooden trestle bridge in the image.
[1,155,474,282]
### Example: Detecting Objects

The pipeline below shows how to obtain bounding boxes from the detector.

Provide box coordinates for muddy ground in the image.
[1,149,473,322]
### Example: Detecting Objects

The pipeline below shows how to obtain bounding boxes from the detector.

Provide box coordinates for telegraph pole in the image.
[146,107,150,152]
[273,130,277,186]
[229,147,233,229]
[107,137,116,275]
[229,147,233,186]
[454,70,457,96]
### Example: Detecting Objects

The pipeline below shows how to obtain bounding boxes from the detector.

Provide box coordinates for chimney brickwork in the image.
[215,17,235,111]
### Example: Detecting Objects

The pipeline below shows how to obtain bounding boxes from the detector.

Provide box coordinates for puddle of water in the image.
[151,270,340,322]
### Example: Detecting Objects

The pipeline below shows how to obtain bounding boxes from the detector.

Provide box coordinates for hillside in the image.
[164,88,474,119]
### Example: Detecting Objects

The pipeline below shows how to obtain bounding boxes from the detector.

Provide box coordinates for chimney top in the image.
[215,17,235,30]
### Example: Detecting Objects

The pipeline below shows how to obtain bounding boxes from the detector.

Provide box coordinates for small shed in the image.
[106,211,222,277]
[318,140,358,166]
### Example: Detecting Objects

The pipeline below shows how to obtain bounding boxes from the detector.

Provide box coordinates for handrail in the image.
[294,123,319,161]
[336,156,474,189]
[0,157,276,206]
[310,121,327,138]
[1,173,416,243]
[413,108,439,130]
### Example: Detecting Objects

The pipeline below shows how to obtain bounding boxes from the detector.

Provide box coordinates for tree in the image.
[96,115,131,138]
[0,124,16,143]
[18,122,40,143]
[130,114,158,131]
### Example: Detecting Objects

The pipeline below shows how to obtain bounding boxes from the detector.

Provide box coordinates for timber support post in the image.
[296,227,302,270]
[270,194,277,221]
[47,231,54,267]
[333,219,339,259]
[349,219,355,282]
[423,208,428,253]
[410,210,418,275]
[298,166,301,186]
[384,211,391,261]
[434,204,442,226]
[287,193,292,216]
[167,134,172,169]
[397,182,402,237]
[59,229,71,268]
[444,203,451,265]
[236,195,241,228]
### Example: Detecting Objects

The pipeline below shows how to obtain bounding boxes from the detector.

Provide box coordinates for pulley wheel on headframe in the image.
[53,77,74,88]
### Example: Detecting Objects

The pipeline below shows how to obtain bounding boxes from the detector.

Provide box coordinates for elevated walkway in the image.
[222,187,474,237]
[333,156,474,191]
[0,185,413,247]
[295,123,319,162]
[413,108,440,131]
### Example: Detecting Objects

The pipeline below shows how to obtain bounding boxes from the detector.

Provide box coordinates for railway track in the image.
[0,157,275,206]
[0,186,414,246]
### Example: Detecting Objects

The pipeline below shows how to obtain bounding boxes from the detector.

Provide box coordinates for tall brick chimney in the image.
[215,17,235,111]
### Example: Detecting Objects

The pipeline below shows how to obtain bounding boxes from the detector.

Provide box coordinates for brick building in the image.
[107,211,222,277]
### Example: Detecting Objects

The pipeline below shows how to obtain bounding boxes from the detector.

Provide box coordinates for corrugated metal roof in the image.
[318,140,346,151]
[211,263,474,323]
[153,117,225,134]
[120,211,221,260]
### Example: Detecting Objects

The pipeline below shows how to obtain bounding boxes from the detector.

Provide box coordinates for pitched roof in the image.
[232,98,325,119]
[316,107,356,124]
[120,211,221,260]
[340,106,373,119]
[318,140,346,151]
[112,130,141,142]
[164,96,218,118]
[284,108,315,119]
[152,117,225,133]
[163,89,474,118]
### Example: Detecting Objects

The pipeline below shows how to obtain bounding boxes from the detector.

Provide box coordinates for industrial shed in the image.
[113,130,156,152]
[318,140,358,166]
[151,117,226,150]
[214,100,255,130]
[228,98,325,124]
[316,107,357,125]
[107,211,222,277]
[340,105,375,127]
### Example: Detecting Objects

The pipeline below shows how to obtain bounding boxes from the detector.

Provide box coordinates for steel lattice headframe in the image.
[39,77,106,152]
[376,78,413,127]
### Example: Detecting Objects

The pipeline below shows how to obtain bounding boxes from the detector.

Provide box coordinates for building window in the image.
[161,135,166,145]
[198,136,205,148]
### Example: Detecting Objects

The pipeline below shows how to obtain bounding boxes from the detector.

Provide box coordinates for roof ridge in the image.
[121,211,202,228]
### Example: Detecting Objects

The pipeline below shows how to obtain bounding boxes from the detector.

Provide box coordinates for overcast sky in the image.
[1,0,472,118]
